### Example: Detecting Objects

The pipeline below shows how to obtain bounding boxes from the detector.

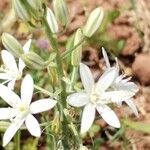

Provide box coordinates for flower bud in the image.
[53,0,69,27]
[83,7,104,37]
[12,0,31,21]
[71,29,83,66]
[21,52,46,70]
[46,7,58,33]
[1,33,24,58]
[27,0,42,11]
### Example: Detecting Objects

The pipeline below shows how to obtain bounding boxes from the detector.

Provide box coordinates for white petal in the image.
[0,108,17,120]
[102,90,135,103]
[23,39,31,53]
[67,92,89,107]
[18,58,25,73]
[7,80,16,90]
[0,84,21,107]
[96,67,116,92]
[80,63,94,94]
[1,50,18,72]
[96,105,120,128]
[102,48,111,68]
[21,74,33,105]
[80,103,95,134]
[30,99,57,114]
[0,73,12,80]
[125,99,138,117]
[25,114,41,137]
[115,81,139,93]
[3,118,24,146]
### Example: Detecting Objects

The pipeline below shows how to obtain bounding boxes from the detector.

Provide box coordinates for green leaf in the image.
[123,119,150,133]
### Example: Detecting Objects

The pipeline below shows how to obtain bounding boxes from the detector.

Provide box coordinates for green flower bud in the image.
[27,0,42,11]
[71,29,83,66]
[12,0,31,21]
[21,52,46,70]
[83,7,104,37]
[53,0,69,27]
[1,33,24,58]
[46,7,58,33]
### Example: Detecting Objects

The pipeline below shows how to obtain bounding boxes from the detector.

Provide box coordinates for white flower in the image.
[0,39,31,90]
[102,48,139,116]
[0,74,57,146]
[67,63,121,134]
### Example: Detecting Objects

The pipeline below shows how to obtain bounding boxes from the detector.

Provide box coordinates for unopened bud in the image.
[1,33,24,58]
[27,0,42,11]
[53,0,69,27]
[83,7,104,37]
[12,0,31,21]
[71,29,83,66]
[46,7,58,33]
[21,52,46,70]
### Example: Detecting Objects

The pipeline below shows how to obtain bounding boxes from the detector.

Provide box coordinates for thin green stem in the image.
[69,66,78,91]
[34,84,55,98]
[42,17,66,107]
[42,17,70,148]
[15,130,20,150]
[61,37,85,59]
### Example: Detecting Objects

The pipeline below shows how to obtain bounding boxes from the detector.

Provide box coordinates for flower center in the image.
[17,103,30,117]
[90,86,100,104]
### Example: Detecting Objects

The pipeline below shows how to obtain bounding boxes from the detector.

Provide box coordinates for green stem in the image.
[42,17,66,107]
[42,17,69,148]
[61,37,85,59]
[15,130,20,150]
[69,66,78,91]
[34,84,54,98]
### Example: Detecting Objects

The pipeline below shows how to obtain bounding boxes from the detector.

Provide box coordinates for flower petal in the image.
[96,67,116,92]
[125,99,138,117]
[102,48,111,68]
[96,105,120,128]
[0,84,21,107]
[3,118,24,146]
[115,81,139,94]
[67,92,89,107]
[7,80,16,90]
[101,90,135,103]
[80,103,95,134]
[23,39,31,53]
[0,73,12,80]
[30,99,57,114]
[18,58,25,73]
[25,114,41,137]
[21,74,33,105]
[80,63,94,94]
[0,108,17,120]
[1,50,18,72]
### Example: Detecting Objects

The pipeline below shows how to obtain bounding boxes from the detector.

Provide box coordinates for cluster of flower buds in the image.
[1,33,48,70]
[12,0,43,23]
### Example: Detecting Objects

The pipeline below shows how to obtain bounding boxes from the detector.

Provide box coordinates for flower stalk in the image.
[15,131,20,150]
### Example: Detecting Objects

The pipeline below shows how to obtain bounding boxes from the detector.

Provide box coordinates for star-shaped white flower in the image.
[0,74,57,146]
[67,63,121,134]
[102,48,139,116]
[0,39,31,90]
